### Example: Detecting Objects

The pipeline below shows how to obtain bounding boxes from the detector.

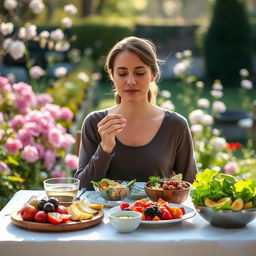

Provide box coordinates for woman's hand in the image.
[97,114,126,153]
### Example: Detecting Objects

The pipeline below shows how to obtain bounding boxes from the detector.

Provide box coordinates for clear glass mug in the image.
[43,177,80,203]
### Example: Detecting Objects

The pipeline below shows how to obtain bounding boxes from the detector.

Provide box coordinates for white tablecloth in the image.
[0,190,255,256]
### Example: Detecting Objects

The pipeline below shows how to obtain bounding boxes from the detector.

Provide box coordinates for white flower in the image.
[201,114,213,125]
[239,69,249,77]
[212,101,226,113]
[92,72,102,80]
[197,98,209,109]
[211,90,223,99]
[195,81,204,89]
[55,41,70,52]
[78,72,89,83]
[54,67,67,78]
[213,128,221,136]
[64,4,77,15]
[161,100,175,111]
[241,79,253,90]
[0,22,14,36]
[18,24,37,40]
[183,50,192,57]
[212,82,223,91]
[210,137,227,151]
[188,109,204,124]
[3,38,13,50]
[29,66,45,79]
[9,40,26,60]
[173,61,188,75]
[160,90,171,98]
[191,124,203,134]
[26,24,37,40]
[61,17,73,28]
[175,52,182,58]
[29,0,45,14]
[4,0,17,10]
[50,29,64,41]
[39,31,49,38]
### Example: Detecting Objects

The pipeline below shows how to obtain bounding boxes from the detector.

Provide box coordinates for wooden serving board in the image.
[10,210,104,232]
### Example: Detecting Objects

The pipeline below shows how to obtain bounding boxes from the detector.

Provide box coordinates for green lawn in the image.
[93,79,256,118]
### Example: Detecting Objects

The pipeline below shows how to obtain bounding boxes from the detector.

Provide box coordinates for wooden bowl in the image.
[144,182,191,204]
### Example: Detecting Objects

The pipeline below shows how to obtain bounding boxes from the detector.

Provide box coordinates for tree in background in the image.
[204,0,252,87]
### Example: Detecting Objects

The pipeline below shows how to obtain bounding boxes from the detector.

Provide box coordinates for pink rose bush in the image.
[0,77,78,193]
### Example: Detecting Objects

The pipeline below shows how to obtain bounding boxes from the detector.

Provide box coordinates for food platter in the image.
[10,210,104,232]
[109,204,196,227]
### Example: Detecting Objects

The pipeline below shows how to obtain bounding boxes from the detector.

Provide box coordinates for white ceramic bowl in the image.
[109,210,142,233]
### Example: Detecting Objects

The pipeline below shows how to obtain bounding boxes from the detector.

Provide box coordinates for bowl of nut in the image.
[91,178,136,201]
[144,175,191,204]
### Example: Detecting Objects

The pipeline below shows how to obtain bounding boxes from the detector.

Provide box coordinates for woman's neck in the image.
[111,101,154,120]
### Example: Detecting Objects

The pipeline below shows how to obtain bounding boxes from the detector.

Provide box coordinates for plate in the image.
[10,210,104,232]
[86,191,126,207]
[128,182,147,200]
[109,204,196,227]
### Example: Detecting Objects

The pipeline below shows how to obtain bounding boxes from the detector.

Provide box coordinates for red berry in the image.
[120,202,130,211]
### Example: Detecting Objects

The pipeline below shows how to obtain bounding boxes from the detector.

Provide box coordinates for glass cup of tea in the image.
[43,177,80,203]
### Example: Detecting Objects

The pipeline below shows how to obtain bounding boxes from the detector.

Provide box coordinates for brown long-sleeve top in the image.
[75,109,197,189]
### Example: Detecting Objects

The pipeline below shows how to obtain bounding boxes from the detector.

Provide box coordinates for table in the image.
[0,190,256,256]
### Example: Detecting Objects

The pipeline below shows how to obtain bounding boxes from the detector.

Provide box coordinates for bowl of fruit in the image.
[191,169,256,228]
[91,178,136,201]
[144,175,191,204]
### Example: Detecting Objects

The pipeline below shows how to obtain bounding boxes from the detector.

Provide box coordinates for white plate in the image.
[109,203,196,226]
[86,191,134,208]
[128,182,147,200]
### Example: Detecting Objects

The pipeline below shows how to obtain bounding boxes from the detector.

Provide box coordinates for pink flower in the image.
[4,138,22,154]
[60,107,73,121]
[29,66,45,79]
[0,113,4,124]
[42,103,61,119]
[44,149,57,170]
[0,76,11,93]
[32,143,45,159]
[9,114,25,130]
[60,133,75,150]
[224,162,238,175]
[0,161,10,175]
[65,154,78,170]
[48,128,64,147]
[17,129,34,146]
[21,145,39,162]
[36,93,53,106]
[51,169,65,178]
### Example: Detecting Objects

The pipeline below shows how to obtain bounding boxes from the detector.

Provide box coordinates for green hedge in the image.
[204,0,252,87]
[71,21,135,60]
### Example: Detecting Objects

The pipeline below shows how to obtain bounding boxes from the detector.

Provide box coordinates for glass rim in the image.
[43,177,80,184]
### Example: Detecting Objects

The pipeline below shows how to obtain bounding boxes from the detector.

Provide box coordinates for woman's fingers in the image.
[99,122,126,136]
[97,114,125,128]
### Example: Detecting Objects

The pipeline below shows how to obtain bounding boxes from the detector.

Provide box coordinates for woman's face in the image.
[111,50,155,103]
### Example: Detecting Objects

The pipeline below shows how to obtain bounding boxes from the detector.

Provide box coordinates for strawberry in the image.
[61,214,72,223]
[48,212,63,224]
[120,202,130,211]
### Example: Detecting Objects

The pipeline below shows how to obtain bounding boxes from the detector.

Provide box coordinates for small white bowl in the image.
[109,210,142,233]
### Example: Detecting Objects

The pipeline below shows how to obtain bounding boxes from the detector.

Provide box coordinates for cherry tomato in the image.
[100,184,108,190]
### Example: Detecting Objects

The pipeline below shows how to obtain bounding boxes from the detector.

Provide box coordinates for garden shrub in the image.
[204,0,252,87]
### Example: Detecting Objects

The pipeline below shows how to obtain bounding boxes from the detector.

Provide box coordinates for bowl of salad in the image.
[191,168,256,228]
[144,175,191,204]
[91,178,136,201]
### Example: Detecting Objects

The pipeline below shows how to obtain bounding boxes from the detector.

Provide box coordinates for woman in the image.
[75,36,197,189]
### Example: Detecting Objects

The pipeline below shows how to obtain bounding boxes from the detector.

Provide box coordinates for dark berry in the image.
[156,210,162,218]
[38,199,47,210]
[144,207,156,217]
[43,202,55,212]
[47,197,59,209]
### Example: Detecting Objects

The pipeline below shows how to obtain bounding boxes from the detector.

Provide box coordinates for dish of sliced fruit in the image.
[109,198,196,226]
[10,196,104,232]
